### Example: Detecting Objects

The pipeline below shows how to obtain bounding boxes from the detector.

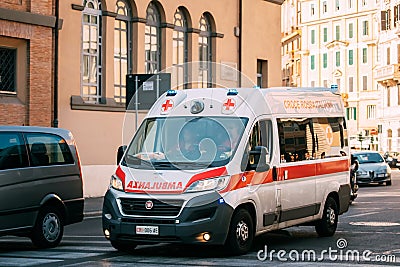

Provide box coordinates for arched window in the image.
[82,0,102,103]
[145,2,161,74]
[397,128,400,151]
[114,0,132,103]
[198,14,212,88]
[173,8,188,89]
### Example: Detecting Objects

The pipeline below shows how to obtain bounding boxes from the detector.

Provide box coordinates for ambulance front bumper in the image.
[102,189,234,245]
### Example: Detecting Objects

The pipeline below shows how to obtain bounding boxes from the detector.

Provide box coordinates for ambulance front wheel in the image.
[224,208,254,255]
[315,197,338,237]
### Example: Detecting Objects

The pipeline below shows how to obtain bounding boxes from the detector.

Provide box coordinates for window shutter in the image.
[381,11,387,31]
[353,108,357,120]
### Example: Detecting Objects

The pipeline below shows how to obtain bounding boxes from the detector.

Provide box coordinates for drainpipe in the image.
[53,0,59,128]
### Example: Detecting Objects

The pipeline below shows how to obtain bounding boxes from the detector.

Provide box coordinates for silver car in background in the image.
[353,151,392,186]
[0,126,84,248]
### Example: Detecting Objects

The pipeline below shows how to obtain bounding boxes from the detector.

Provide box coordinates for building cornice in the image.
[0,7,56,28]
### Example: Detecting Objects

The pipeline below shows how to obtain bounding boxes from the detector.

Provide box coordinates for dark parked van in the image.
[0,126,84,248]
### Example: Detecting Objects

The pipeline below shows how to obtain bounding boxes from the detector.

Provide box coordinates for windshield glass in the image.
[123,116,248,170]
[355,153,384,164]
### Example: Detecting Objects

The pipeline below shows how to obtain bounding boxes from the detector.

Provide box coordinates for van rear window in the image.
[25,133,74,167]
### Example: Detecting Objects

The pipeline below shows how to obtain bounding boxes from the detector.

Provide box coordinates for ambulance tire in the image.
[110,240,137,252]
[31,206,64,248]
[224,208,254,255]
[315,197,338,237]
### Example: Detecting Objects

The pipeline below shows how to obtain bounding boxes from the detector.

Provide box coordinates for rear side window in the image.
[0,132,28,170]
[25,133,74,167]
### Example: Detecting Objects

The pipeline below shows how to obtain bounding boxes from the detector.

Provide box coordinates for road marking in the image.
[83,215,102,220]
[63,235,105,238]
[349,221,400,227]
[337,230,400,235]
[345,211,380,218]
[0,257,62,266]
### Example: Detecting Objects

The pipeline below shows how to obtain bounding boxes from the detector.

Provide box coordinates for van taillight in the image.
[74,142,83,179]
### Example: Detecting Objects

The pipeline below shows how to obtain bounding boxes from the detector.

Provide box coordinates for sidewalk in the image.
[84,197,104,217]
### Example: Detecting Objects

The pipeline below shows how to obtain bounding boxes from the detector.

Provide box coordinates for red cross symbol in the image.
[223,98,235,110]
[161,99,173,112]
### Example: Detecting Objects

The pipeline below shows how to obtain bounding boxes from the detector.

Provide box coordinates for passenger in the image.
[305,152,312,160]
[281,154,286,163]
[219,124,241,152]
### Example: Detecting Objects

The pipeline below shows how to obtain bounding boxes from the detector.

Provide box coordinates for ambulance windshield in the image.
[123,116,248,170]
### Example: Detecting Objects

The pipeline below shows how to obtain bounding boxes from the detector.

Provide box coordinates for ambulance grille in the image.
[120,198,184,216]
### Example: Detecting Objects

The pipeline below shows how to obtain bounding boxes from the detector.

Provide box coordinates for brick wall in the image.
[0,0,54,127]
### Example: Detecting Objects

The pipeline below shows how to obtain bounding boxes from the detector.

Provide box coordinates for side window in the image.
[278,118,313,162]
[248,120,272,153]
[242,120,272,171]
[0,132,28,170]
[25,133,74,167]
[312,117,348,158]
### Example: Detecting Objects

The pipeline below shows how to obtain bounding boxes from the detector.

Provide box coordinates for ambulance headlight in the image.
[110,175,124,191]
[185,175,230,193]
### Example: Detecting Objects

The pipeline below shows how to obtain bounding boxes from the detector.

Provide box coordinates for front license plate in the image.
[136,225,159,235]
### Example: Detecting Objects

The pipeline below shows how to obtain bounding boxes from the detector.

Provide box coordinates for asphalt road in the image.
[1,171,400,266]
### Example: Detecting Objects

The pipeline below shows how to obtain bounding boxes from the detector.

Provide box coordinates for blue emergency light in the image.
[330,84,339,93]
[166,90,177,96]
[227,89,238,96]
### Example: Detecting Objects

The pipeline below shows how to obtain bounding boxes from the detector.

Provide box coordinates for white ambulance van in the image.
[102,87,351,255]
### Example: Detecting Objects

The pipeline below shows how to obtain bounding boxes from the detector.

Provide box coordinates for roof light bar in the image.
[227,89,238,96]
[166,90,177,96]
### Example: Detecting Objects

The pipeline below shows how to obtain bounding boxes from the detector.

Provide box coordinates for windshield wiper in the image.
[125,155,152,167]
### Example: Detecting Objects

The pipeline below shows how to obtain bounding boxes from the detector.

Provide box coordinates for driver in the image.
[178,127,201,160]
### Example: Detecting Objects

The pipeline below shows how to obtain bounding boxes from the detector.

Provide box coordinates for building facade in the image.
[375,0,400,152]
[281,0,302,87]
[298,0,380,149]
[57,0,283,196]
[0,1,56,126]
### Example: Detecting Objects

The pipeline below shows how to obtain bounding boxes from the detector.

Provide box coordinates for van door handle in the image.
[272,166,277,181]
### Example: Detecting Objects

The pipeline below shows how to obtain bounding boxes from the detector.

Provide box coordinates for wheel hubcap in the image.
[42,213,60,242]
[236,220,249,243]
[327,207,336,225]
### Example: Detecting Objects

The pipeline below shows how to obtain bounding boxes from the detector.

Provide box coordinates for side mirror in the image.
[248,146,270,172]
[117,145,127,164]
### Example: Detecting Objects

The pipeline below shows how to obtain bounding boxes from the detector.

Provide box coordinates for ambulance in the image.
[102,87,351,255]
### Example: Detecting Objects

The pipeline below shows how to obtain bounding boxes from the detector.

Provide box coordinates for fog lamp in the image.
[104,229,110,239]
[203,233,211,241]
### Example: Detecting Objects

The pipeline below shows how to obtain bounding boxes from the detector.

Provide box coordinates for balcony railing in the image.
[374,64,400,82]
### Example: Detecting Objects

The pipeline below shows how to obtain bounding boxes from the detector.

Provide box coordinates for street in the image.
[1,171,400,266]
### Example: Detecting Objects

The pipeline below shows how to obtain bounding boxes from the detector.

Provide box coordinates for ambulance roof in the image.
[147,87,344,119]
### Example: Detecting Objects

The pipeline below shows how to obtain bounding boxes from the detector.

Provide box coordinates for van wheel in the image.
[224,209,254,255]
[315,197,338,237]
[31,207,64,248]
[110,240,137,252]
